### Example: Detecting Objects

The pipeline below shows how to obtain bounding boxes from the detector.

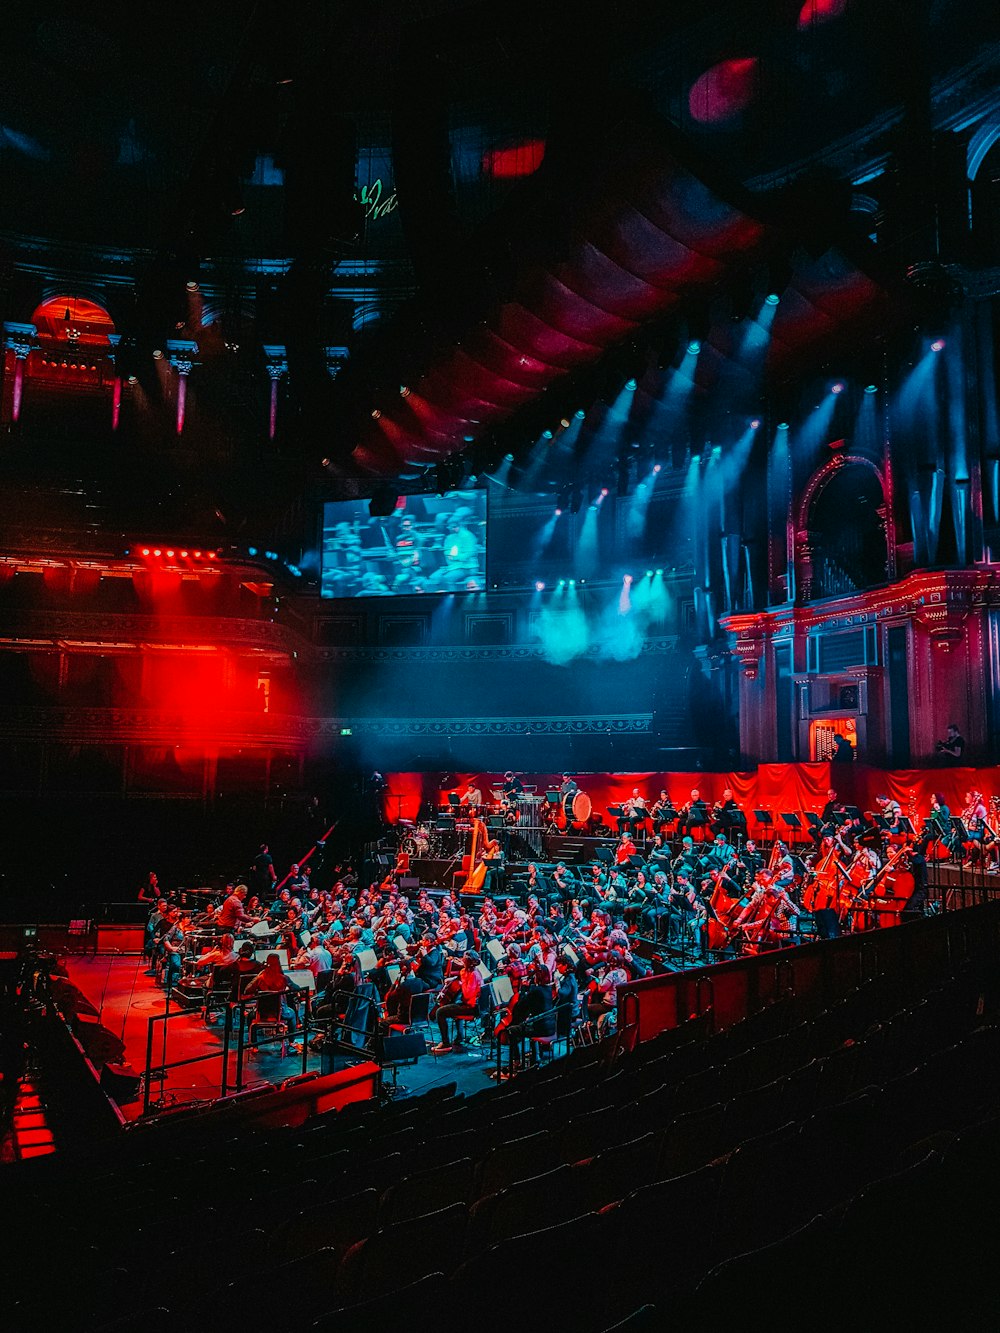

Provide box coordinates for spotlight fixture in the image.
[625,378,638,391]
[831,382,845,394]
[646,570,653,578]
[653,463,662,473]
[371,408,382,419]
[535,581,545,592]
[864,384,878,394]
[575,409,586,420]
[600,487,609,497]
[555,507,563,516]
[777,422,790,431]
[624,574,633,584]
[750,418,761,429]
[185,280,199,292]
[542,430,554,440]
[141,548,150,556]
[127,375,138,385]
[765,292,781,306]
[687,340,702,355]
[399,385,410,397]
[248,546,258,557]
[152,349,163,360]
[560,418,571,429]
[656,568,663,576]
[930,338,946,352]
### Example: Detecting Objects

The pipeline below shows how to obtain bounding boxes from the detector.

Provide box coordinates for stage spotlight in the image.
[504,453,514,462]
[165,549,175,558]
[555,507,563,516]
[248,546,258,556]
[127,375,138,385]
[542,429,554,439]
[152,349,163,360]
[207,551,217,560]
[399,385,410,397]
[193,551,202,558]
[600,487,609,497]
[153,548,162,557]
[575,409,586,420]
[560,418,571,429]
[535,581,545,591]
[831,382,845,394]
[777,422,789,431]
[141,548,150,556]
[180,551,189,559]
[569,580,576,587]
[765,292,780,306]
[687,340,702,355]
[646,570,653,578]
[864,384,878,394]
[930,339,946,352]
[624,574,633,584]
[750,418,761,429]
[625,378,638,391]
[653,463,662,473]
[371,408,382,419]
[656,568,663,575]
[185,280,199,292]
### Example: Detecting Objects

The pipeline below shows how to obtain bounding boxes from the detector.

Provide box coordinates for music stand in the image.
[753,810,774,826]
[780,813,802,830]
[545,791,560,804]
[594,846,614,864]
[805,812,823,830]
[897,817,916,836]
[628,854,645,869]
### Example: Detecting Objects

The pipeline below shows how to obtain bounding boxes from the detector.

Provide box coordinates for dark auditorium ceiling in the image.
[0,1,998,497]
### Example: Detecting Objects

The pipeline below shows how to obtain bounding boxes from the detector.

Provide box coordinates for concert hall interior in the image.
[3,3,1000,1327]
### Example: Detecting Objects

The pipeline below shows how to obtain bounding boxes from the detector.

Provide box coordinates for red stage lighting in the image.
[141,548,150,556]
[153,548,162,557]
[483,139,546,179]
[207,551,217,560]
[180,550,189,558]
[166,549,175,558]
[193,551,202,558]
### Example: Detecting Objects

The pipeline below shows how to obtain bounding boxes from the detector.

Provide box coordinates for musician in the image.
[625,787,649,837]
[384,958,427,1025]
[551,862,576,900]
[559,775,579,801]
[460,781,483,811]
[291,935,334,980]
[586,951,630,1028]
[739,839,764,879]
[650,790,675,833]
[555,957,580,1037]
[615,832,638,866]
[244,953,302,1051]
[415,932,445,990]
[646,835,672,876]
[875,795,904,835]
[498,962,557,1073]
[734,876,798,951]
[959,790,989,864]
[160,909,186,989]
[671,835,700,877]
[935,723,965,764]
[831,731,854,763]
[917,792,952,854]
[710,788,741,836]
[666,872,709,955]
[431,952,484,1053]
[191,933,238,974]
[137,871,160,904]
[501,771,524,797]
[622,872,651,934]
[218,883,255,933]
[706,832,737,870]
[678,788,708,836]
[819,789,846,833]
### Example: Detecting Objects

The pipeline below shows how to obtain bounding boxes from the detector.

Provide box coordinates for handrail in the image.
[141,991,313,1116]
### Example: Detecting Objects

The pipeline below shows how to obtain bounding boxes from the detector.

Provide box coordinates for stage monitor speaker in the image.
[397,876,420,890]
[381,1031,427,1063]
[100,1061,142,1104]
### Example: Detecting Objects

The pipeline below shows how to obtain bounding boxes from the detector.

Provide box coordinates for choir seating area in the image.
[6,905,1000,1332]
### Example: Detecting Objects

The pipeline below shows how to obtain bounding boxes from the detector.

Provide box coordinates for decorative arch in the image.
[796,452,885,532]
[31,295,115,347]
[796,453,890,601]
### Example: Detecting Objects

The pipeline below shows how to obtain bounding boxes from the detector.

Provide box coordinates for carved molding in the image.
[314,635,680,664]
[0,706,654,746]
[0,610,298,655]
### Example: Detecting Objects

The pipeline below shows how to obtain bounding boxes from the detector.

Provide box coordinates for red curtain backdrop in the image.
[382,765,1000,832]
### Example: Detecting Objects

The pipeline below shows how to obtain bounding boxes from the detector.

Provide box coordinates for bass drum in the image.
[567,790,592,829]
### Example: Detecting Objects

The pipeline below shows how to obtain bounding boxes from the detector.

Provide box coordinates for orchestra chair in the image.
[203,963,238,1024]
[403,990,432,1035]
[248,992,288,1059]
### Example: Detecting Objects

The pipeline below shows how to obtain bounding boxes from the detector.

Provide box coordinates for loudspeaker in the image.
[100,1062,142,1104]
[381,1031,427,1063]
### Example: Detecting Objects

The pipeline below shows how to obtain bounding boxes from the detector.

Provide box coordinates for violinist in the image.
[586,950,631,1028]
[414,932,445,990]
[734,874,798,952]
[496,962,557,1075]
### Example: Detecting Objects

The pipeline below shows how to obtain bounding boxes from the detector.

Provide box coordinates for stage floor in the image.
[64,957,502,1121]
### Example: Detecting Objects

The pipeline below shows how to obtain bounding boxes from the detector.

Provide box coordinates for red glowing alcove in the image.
[31,295,115,347]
